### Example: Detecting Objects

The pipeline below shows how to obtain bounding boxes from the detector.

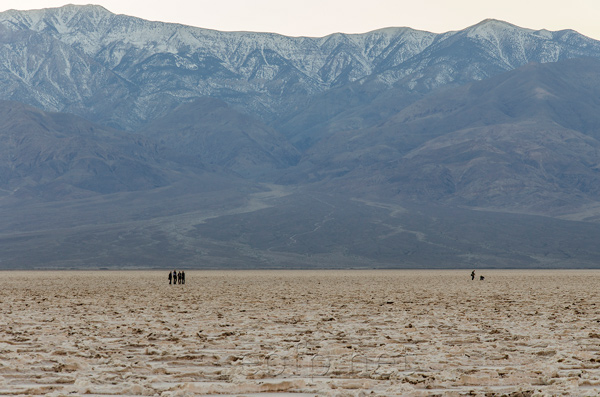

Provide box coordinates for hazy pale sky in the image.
[1,0,599,39]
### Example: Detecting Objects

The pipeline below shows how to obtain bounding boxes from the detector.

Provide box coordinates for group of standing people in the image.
[169,269,185,285]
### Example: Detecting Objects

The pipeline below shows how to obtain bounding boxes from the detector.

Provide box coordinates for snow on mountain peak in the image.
[465,19,528,38]
[0,5,599,130]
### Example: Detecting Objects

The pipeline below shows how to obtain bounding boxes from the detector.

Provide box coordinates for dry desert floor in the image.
[1,270,600,396]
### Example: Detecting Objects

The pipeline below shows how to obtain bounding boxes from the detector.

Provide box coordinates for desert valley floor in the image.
[1,270,600,396]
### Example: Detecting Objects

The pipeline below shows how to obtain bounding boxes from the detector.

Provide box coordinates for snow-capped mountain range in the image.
[2,5,600,268]
[1,4,600,130]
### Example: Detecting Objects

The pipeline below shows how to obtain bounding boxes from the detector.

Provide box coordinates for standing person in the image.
[182,270,185,285]
[471,270,475,281]
[168,271,172,285]
[172,270,177,286]
[178,271,182,284]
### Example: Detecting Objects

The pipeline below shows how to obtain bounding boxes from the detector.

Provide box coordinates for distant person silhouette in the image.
[178,271,182,284]
[168,271,172,284]
[471,271,475,281]
[182,270,185,284]
[172,270,177,286]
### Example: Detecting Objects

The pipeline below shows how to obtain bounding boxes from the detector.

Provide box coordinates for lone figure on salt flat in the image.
[471,270,475,280]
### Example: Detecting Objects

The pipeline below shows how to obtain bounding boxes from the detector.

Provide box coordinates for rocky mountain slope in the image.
[140,98,300,179]
[0,100,177,201]
[290,58,600,216]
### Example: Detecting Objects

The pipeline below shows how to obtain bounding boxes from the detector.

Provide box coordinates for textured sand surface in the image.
[1,270,600,396]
